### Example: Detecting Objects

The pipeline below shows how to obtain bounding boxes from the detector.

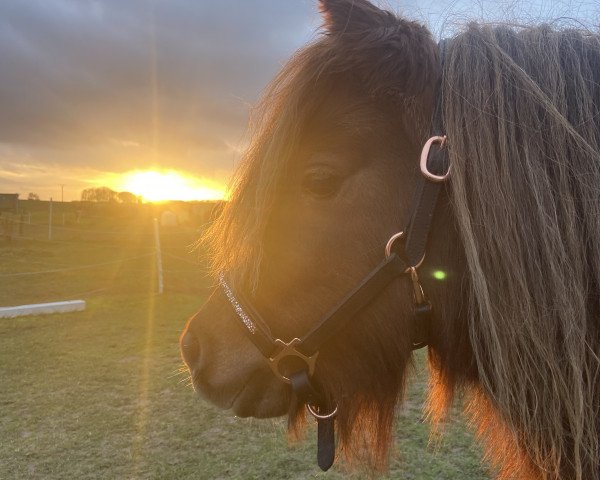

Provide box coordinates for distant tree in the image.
[80,187,117,202]
[27,192,40,200]
[116,191,141,204]
[80,189,92,202]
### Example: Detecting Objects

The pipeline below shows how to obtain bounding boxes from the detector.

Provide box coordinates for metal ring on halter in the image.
[385,231,426,270]
[420,135,450,182]
[385,231,405,259]
[307,403,338,420]
[268,338,319,384]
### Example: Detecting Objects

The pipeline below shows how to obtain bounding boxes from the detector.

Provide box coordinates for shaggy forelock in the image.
[203,20,433,291]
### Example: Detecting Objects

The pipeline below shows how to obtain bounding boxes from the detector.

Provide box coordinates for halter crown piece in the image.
[218,40,450,472]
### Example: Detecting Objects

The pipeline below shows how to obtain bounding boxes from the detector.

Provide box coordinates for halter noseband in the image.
[218,41,450,472]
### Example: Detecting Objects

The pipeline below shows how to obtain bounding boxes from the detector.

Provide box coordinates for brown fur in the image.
[184,1,600,478]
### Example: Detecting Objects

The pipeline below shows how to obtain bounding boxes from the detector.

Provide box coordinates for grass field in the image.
[0,204,490,479]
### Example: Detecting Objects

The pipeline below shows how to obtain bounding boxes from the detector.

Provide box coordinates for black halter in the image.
[219,41,450,471]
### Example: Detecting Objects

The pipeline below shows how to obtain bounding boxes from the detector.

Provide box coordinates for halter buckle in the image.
[269,338,319,384]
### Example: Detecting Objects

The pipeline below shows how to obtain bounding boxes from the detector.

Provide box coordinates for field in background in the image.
[0,199,219,306]
[0,201,489,479]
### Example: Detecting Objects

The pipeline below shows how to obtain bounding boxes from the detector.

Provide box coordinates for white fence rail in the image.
[0,300,86,319]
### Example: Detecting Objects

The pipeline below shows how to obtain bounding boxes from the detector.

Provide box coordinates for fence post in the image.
[154,218,164,294]
[48,198,53,241]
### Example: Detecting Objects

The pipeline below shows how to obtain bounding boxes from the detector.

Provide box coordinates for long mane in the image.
[444,24,600,479]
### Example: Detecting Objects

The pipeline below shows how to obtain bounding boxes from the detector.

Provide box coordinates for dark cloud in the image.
[0,0,317,196]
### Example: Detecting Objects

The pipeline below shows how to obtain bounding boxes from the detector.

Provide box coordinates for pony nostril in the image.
[180,331,200,368]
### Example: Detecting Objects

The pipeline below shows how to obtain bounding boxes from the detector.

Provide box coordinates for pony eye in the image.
[302,170,341,198]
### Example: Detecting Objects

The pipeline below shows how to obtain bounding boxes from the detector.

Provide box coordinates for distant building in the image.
[160,210,178,227]
[0,193,19,213]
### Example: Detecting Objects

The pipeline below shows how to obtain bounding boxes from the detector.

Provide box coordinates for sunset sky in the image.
[0,0,595,201]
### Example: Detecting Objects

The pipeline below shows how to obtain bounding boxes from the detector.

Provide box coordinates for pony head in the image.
[181,1,600,477]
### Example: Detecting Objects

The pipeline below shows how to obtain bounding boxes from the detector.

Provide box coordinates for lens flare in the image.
[433,270,447,280]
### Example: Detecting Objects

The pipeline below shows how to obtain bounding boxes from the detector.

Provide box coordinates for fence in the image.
[0,204,214,308]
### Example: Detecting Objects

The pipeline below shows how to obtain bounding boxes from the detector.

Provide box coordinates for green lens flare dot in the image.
[433,270,446,280]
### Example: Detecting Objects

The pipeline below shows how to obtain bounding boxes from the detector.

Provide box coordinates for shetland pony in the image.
[181,1,600,478]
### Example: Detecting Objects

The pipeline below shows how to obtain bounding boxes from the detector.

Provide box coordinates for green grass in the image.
[0,219,490,479]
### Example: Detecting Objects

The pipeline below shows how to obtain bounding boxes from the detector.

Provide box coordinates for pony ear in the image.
[319,0,395,35]
[318,0,439,140]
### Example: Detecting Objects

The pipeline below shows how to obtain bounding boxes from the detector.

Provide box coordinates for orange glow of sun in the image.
[117,170,226,202]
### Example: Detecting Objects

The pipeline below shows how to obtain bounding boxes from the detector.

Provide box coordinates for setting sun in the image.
[116,170,226,202]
